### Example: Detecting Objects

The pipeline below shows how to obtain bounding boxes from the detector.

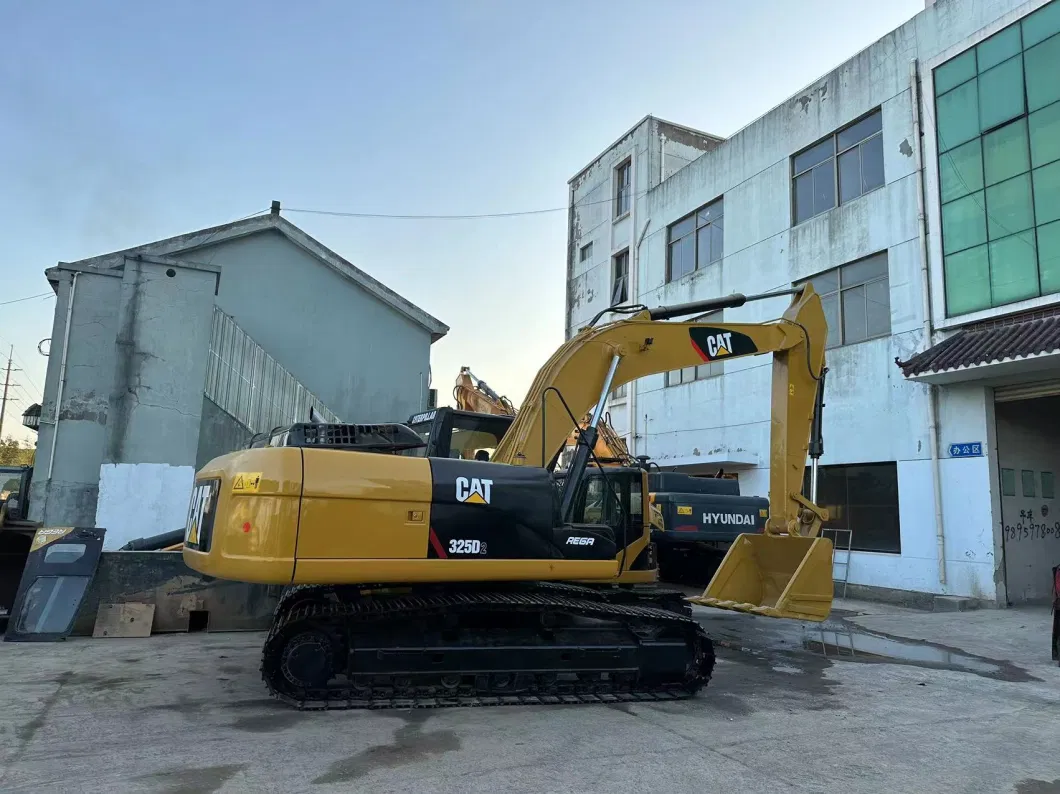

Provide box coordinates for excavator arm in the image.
[493,284,828,540]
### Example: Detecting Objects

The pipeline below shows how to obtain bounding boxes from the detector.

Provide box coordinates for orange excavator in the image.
[452,367,633,466]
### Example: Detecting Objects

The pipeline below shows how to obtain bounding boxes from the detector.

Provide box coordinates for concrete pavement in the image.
[0,598,1057,793]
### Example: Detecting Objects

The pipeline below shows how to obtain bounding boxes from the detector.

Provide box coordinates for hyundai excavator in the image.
[182,284,835,710]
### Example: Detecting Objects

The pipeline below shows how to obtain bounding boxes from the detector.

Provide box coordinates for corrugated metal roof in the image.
[897,313,1060,377]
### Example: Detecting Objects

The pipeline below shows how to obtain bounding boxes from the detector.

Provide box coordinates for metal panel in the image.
[204,308,339,433]
[993,378,1060,402]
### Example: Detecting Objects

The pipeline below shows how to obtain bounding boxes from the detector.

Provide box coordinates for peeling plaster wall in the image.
[563,0,1048,599]
[188,230,433,423]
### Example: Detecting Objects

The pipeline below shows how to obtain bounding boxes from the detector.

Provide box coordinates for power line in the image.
[284,206,568,221]
[0,291,54,307]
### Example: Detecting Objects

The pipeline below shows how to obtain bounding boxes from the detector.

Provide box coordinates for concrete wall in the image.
[995,396,1060,604]
[565,0,1054,600]
[30,269,124,527]
[190,229,434,423]
[93,259,218,550]
[195,396,252,470]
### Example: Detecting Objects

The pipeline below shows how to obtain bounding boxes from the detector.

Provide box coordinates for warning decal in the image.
[232,472,263,494]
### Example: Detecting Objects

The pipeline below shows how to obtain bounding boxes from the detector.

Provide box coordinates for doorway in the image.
[994,393,1060,605]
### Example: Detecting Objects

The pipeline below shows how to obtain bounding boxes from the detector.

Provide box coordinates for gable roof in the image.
[50,209,449,342]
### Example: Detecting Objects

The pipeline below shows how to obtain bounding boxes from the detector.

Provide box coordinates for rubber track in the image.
[260,586,715,711]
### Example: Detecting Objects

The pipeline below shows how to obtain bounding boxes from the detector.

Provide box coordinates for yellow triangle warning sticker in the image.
[233,475,245,490]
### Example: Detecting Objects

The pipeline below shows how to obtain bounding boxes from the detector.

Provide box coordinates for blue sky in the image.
[0,0,923,444]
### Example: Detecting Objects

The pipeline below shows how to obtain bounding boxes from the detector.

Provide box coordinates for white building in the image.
[565,0,1060,607]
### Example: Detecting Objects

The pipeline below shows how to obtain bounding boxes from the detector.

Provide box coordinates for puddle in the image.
[703,616,1037,682]
[801,627,1013,678]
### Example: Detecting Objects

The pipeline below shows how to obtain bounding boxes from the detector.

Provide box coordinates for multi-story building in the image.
[565,0,1060,606]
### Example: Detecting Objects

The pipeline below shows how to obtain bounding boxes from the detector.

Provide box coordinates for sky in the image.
[0,0,924,446]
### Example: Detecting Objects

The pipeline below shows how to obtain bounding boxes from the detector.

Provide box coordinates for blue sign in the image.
[949,442,983,458]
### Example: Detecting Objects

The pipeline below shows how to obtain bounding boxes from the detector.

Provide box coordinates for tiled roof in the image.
[897,313,1060,377]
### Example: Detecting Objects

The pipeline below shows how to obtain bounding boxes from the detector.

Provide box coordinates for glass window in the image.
[615,160,631,217]
[986,174,1036,239]
[978,25,1022,72]
[940,139,984,203]
[793,110,883,223]
[796,252,890,347]
[804,462,901,553]
[579,242,593,263]
[794,138,834,173]
[1029,102,1060,168]
[1025,35,1060,111]
[936,6,1060,317]
[983,118,1030,186]
[612,251,629,305]
[860,134,885,194]
[1033,160,1060,224]
[942,192,988,254]
[1001,467,1017,496]
[945,245,991,315]
[935,49,977,95]
[1042,471,1056,499]
[666,198,723,283]
[937,80,980,152]
[1022,469,1036,497]
[989,232,1040,304]
[15,576,91,635]
[1038,219,1060,294]
[43,543,87,564]
[1022,1,1060,48]
[978,56,1026,132]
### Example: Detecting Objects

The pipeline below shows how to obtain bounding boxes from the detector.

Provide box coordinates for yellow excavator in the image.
[182,285,835,710]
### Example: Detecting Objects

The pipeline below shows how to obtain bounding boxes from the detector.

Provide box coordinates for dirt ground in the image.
[1,598,1058,794]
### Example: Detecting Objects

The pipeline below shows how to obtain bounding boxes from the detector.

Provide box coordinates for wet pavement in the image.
[0,597,1058,793]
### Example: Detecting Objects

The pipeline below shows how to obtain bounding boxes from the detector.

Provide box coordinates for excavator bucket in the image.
[689,533,835,622]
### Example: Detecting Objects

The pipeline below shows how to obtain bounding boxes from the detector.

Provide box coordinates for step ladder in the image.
[822,527,852,599]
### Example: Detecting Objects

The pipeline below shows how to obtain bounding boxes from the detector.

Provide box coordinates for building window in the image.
[935,0,1060,317]
[666,311,725,385]
[614,159,632,218]
[797,251,891,348]
[579,242,593,264]
[803,461,901,553]
[1043,471,1055,498]
[1001,467,1017,496]
[1022,469,1037,497]
[666,197,724,283]
[792,109,885,224]
[612,250,629,305]
[610,383,628,400]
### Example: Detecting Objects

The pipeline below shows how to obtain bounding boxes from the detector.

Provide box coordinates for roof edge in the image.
[55,211,449,342]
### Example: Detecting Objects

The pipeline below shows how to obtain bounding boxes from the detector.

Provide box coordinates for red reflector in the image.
[242,522,251,533]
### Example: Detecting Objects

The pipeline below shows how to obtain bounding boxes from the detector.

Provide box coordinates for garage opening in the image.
[994,385,1060,605]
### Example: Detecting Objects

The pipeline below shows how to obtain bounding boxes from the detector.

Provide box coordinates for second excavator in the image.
[181,284,835,710]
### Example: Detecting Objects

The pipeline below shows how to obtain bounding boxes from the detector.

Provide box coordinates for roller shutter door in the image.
[993,378,1060,402]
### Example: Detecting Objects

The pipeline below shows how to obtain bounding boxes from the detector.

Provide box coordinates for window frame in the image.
[791,108,885,225]
[796,251,892,349]
[579,242,593,264]
[611,249,630,306]
[665,196,724,284]
[614,158,632,219]
[665,310,725,386]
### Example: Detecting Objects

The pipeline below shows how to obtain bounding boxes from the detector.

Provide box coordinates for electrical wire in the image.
[0,291,54,307]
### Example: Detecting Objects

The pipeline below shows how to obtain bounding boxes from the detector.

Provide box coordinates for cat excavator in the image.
[182,284,835,710]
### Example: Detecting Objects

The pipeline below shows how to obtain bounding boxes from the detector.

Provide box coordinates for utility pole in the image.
[0,345,15,441]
